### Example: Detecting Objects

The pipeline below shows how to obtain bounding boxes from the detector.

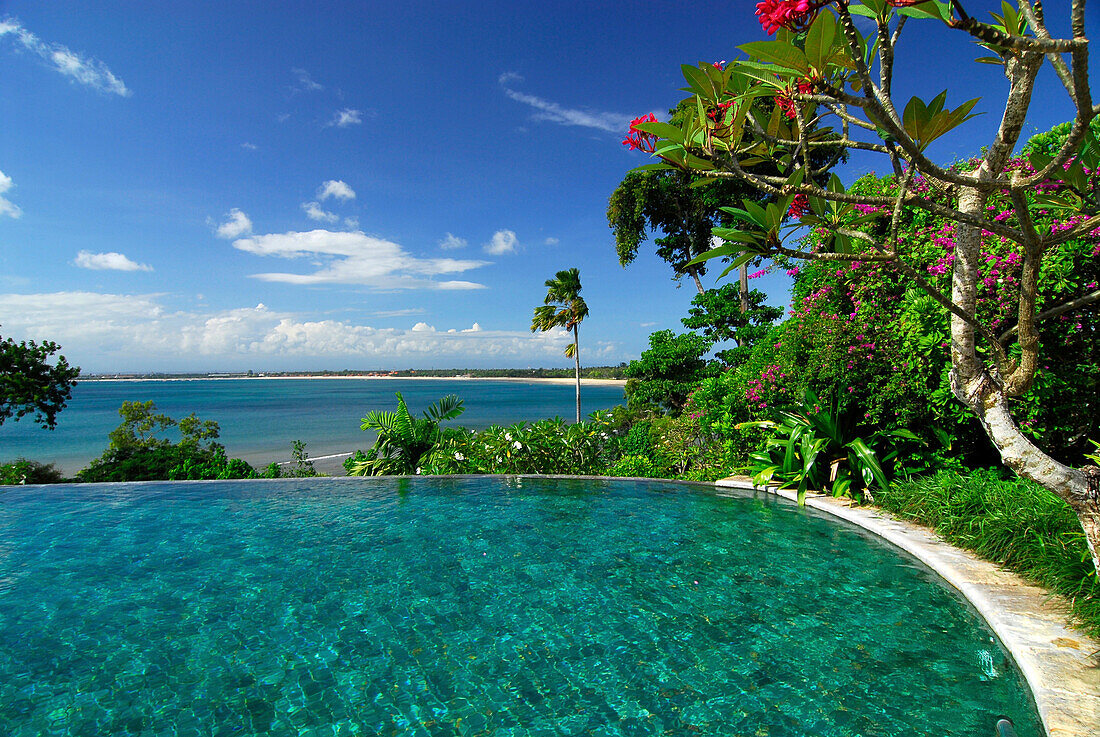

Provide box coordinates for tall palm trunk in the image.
[573,324,581,423]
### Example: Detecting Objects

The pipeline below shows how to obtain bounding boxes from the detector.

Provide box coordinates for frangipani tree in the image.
[626,0,1100,572]
[532,268,589,423]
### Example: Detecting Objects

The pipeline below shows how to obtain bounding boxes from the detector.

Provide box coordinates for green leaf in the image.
[847,437,889,490]
[632,121,685,144]
[846,4,879,19]
[805,11,837,72]
[738,40,811,74]
[681,64,715,99]
[717,251,762,279]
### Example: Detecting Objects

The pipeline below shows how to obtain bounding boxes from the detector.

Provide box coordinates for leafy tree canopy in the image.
[0,332,80,430]
[624,330,717,415]
[682,283,784,365]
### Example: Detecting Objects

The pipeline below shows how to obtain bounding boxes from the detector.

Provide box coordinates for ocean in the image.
[0,378,627,476]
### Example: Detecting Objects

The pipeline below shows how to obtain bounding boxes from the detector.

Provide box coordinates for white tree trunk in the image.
[952,188,1100,574]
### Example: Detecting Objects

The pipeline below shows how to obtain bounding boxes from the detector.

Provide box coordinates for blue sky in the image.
[0,1,1090,372]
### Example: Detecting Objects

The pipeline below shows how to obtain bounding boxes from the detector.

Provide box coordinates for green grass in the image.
[874,469,1100,638]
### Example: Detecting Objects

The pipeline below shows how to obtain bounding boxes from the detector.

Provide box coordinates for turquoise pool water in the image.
[0,478,1042,736]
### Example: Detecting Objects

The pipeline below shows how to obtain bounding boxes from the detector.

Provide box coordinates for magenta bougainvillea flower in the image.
[622,113,659,153]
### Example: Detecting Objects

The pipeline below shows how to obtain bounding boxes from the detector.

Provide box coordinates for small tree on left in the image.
[0,331,80,429]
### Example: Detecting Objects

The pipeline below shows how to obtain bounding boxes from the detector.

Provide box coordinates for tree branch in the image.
[999,289,1100,342]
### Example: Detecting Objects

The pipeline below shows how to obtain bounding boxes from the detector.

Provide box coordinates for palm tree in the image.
[531,268,589,423]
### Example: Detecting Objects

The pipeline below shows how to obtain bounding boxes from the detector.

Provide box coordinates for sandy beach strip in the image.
[84,375,628,387]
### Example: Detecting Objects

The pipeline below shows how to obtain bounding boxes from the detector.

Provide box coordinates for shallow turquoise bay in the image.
[0,478,1041,736]
[0,378,628,475]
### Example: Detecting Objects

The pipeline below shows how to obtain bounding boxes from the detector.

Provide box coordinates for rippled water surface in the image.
[0,478,1042,736]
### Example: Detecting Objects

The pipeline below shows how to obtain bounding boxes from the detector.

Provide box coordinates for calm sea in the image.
[0,378,626,476]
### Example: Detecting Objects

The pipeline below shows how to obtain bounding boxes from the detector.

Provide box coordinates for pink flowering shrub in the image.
[772,162,1098,465]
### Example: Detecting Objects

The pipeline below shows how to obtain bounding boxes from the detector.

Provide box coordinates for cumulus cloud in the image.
[0,291,577,370]
[241,142,258,151]
[328,108,362,127]
[213,208,253,239]
[0,169,22,219]
[499,74,629,133]
[439,233,467,250]
[73,250,153,272]
[317,180,356,201]
[544,237,559,246]
[301,201,339,223]
[484,230,519,255]
[233,229,490,289]
[0,18,130,96]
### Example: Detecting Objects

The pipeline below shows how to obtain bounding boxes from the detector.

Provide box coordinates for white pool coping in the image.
[715,477,1100,737]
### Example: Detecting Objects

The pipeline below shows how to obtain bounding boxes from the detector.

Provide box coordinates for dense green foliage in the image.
[876,471,1100,637]
[623,330,717,416]
[75,400,303,482]
[0,459,64,485]
[739,388,921,504]
[347,393,465,475]
[1,332,80,429]
[682,284,784,366]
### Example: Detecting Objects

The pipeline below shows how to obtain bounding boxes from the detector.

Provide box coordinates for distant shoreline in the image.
[81,375,628,387]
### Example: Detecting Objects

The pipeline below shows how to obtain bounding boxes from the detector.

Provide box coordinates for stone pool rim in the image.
[8,474,1096,735]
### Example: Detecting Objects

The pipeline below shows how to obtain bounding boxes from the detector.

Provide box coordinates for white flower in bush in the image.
[454,452,465,461]
[513,441,522,450]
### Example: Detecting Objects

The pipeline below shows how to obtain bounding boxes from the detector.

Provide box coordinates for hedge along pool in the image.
[0,477,1042,736]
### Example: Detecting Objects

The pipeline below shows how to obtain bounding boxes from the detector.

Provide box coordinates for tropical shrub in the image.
[606,454,663,478]
[739,388,921,504]
[624,330,717,415]
[0,458,64,485]
[77,400,255,482]
[424,414,617,476]
[347,393,465,476]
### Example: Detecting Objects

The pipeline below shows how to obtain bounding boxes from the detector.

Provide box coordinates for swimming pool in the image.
[0,477,1042,735]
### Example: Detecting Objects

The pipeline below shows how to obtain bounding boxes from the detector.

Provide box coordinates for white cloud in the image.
[328,108,362,127]
[241,142,258,151]
[499,75,629,133]
[301,201,339,223]
[544,237,559,246]
[73,250,153,272]
[344,217,359,229]
[0,18,130,96]
[317,180,355,201]
[484,229,519,255]
[291,68,323,92]
[439,233,467,250]
[213,208,253,239]
[232,229,490,289]
[0,291,577,370]
[0,168,22,219]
